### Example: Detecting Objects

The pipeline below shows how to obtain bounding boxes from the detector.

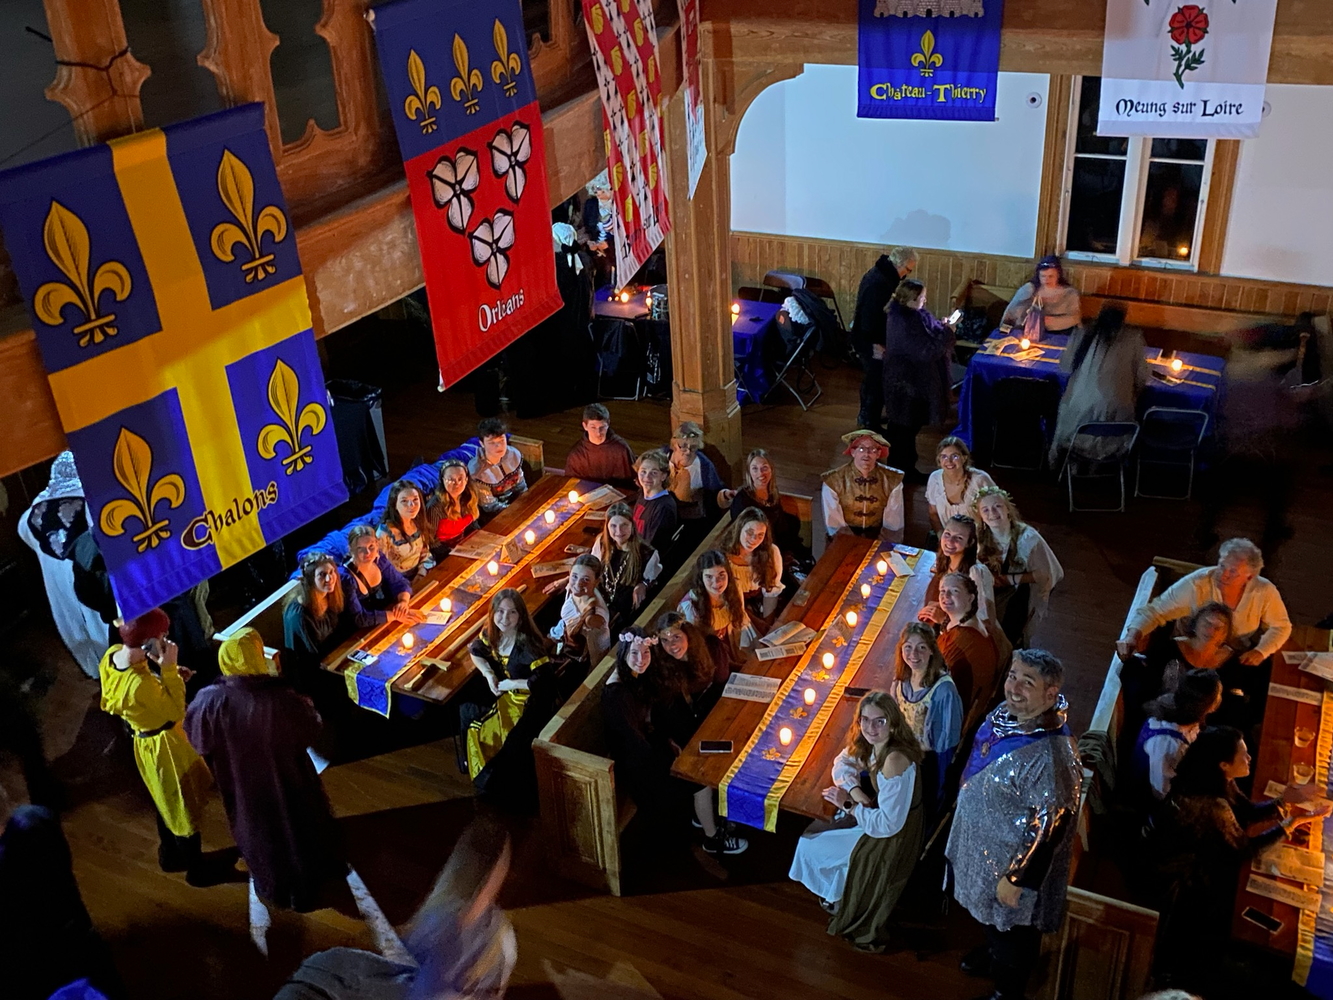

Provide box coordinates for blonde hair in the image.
[972,485,1028,574]
[597,501,649,586]
[893,622,947,689]
[635,448,670,475]
[429,459,480,523]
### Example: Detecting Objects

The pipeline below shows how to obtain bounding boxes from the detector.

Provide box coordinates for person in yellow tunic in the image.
[98,608,212,876]
[820,429,906,539]
[463,589,556,804]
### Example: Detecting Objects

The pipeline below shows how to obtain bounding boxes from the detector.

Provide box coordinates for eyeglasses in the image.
[939,453,963,463]
[860,715,888,728]
[852,445,880,455]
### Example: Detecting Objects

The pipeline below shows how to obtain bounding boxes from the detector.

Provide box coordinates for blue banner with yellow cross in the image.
[0,104,347,621]
[857,0,1004,121]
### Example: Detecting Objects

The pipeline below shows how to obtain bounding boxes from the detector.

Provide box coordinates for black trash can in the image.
[327,379,389,495]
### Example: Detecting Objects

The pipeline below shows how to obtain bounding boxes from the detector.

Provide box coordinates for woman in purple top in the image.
[339,526,423,629]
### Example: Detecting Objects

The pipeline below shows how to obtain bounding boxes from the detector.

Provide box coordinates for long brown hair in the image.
[381,479,425,535]
[290,551,344,618]
[484,588,549,654]
[720,507,779,591]
[428,458,480,524]
[893,622,947,689]
[741,448,781,502]
[844,691,923,773]
[933,514,979,577]
[973,485,1027,574]
[941,571,979,625]
[654,610,716,694]
[685,549,745,631]
[596,501,649,585]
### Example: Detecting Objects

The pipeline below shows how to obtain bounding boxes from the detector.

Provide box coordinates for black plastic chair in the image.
[1134,407,1209,500]
[990,376,1061,471]
[1060,420,1140,512]
[762,316,822,411]
[594,318,643,400]
[763,270,847,333]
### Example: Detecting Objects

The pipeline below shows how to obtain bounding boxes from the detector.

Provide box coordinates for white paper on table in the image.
[584,510,608,522]
[1282,652,1307,664]
[761,621,815,647]
[1253,845,1326,886]
[983,336,1019,355]
[423,612,452,625]
[754,642,807,661]
[1264,780,1288,799]
[721,673,782,703]
[530,557,576,578]
[887,552,914,577]
[347,650,378,666]
[449,531,507,560]
[577,484,624,509]
[1245,874,1322,912]
[1268,682,1323,706]
[1298,653,1333,682]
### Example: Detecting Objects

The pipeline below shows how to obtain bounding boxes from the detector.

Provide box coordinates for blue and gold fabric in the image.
[720,543,922,832]
[857,0,1004,121]
[0,105,346,620]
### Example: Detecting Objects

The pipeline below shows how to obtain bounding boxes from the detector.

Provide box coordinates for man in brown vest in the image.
[820,430,905,538]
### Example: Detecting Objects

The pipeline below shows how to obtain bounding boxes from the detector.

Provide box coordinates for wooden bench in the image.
[212,433,546,654]
[533,494,813,896]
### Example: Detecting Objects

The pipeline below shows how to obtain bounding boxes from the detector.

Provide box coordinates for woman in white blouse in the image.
[720,508,785,628]
[924,436,997,537]
[973,486,1063,646]
[678,550,757,671]
[789,691,924,952]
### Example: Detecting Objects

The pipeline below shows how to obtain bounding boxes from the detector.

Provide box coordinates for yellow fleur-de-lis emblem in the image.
[626,89,638,118]
[619,0,631,12]
[590,2,604,34]
[610,45,623,76]
[761,748,783,761]
[33,201,132,348]
[647,55,657,84]
[257,359,327,474]
[638,129,648,156]
[612,162,624,188]
[604,129,612,156]
[210,149,288,282]
[450,33,484,114]
[812,668,832,682]
[404,49,441,134]
[623,195,634,224]
[489,19,522,98]
[911,30,944,77]
[99,427,186,552]
[789,706,809,719]
[648,162,657,190]
[633,19,644,46]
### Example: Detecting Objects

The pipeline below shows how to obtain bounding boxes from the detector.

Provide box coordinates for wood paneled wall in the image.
[731,231,1333,325]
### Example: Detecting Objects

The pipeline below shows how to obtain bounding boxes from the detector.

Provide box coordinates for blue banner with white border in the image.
[857,0,1003,121]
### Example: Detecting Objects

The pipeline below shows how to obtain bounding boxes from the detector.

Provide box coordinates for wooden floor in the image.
[16,319,1333,1000]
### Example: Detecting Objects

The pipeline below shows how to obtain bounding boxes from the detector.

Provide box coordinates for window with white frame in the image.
[1060,77,1214,269]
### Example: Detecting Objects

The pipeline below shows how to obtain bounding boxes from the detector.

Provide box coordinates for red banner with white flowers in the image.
[1099,0,1278,139]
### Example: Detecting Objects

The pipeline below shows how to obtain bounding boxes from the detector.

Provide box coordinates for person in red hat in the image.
[820,430,905,538]
[98,608,213,878]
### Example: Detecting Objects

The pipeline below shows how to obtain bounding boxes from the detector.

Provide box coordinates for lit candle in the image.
[1170,357,1184,374]
[730,301,740,317]
[803,687,817,706]
[860,583,871,599]
[778,726,793,746]
[401,631,415,650]
[568,490,580,504]
[524,529,536,545]
[619,290,630,303]
[439,597,451,613]
[486,560,499,576]
[845,610,858,628]
[645,293,653,308]
[544,509,556,525]
[876,559,889,576]
[822,652,835,669]
[1020,337,1031,351]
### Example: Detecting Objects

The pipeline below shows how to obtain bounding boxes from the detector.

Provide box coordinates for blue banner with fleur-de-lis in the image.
[0,103,347,621]
[857,0,1004,121]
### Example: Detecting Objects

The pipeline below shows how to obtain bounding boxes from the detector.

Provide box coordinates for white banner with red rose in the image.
[1098,0,1278,139]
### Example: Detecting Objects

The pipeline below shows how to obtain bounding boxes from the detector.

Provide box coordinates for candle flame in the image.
[439,597,451,613]
[803,687,817,706]
[876,560,889,576]
[778,726,793,746]
[822,652,835,669]
[730,302,740,316]
[1020,337,1031,350]
[401,631,415,649]
[487,560,499,576]
[568,490,580,504]
[524,529,536,545]
[619,290,630,303]
[544,509,556,524]
[1171,358,1184,373]
[845,610,858,627]
[860,583,871,599]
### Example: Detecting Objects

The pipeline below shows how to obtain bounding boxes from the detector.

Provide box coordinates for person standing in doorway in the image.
[851,246,917,433]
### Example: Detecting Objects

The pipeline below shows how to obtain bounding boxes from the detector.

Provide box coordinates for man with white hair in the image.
[1117,537,1292,665]
[851,246,918,433]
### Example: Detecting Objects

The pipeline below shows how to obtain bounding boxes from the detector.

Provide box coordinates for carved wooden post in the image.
[197,0,283,162]
[43,0,151,145]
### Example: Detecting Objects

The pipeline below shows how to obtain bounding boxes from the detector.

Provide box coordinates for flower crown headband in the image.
[619,633,659,649]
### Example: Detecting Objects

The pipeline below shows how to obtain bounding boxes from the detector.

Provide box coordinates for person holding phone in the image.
[98,608,214,881]
[882,279,956,483]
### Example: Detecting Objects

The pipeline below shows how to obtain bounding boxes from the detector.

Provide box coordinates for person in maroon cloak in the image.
[184,628,345,916]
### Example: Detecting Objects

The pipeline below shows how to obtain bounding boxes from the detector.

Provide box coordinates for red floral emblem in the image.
[1167,5,1209,88]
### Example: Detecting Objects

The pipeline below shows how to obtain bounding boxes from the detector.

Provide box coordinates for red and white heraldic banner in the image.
[1099,0,1278,139]
[582,0,670,284]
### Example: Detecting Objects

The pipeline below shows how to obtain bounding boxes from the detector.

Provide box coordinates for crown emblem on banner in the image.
[489,19,522,97]
[874,0,984,16]
[450,34,484,113]
[33,201,132,347]
[257,359,327,474]
[210,149,288,282]
[911,30,944,75]
[99,427,186,551]
[404,49,442,133]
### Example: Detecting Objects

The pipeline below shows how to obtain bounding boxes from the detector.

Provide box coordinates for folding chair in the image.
[990,376,1061,471]
[594,318,643,401]
[1059,421,1139,512]
[763,270,847,333]
[762,318,823,410]
[1134,407,1209,500]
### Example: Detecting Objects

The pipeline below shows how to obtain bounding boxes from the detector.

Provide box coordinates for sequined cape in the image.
[944,697,1081,932]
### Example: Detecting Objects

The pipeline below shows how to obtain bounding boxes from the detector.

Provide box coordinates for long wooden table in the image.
[671,533,935,821]
[321,475,611,707]
[1231,624,1333,973]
